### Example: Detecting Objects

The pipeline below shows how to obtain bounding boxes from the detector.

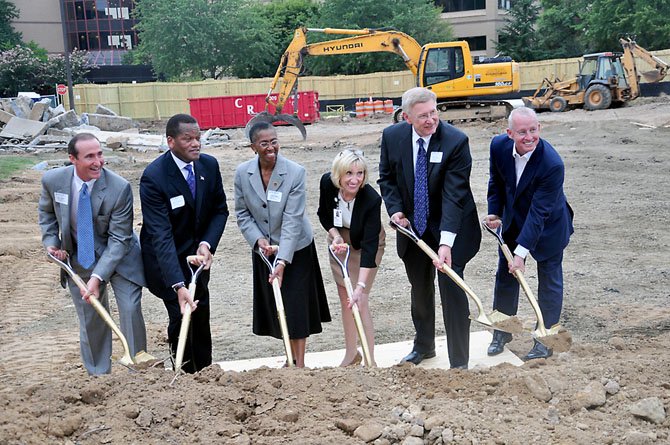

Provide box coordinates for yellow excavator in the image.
[249,27,520,138]
[523,37,669,112]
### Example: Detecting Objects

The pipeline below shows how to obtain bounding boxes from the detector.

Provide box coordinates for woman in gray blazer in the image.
[234,122,331,367]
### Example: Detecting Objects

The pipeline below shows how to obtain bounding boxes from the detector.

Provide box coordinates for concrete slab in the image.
[0,116,49,139]
[0,109,14,124]
[85,113,134,132]
[216,331,523,372]
[29,101,49,121]
[95,104,117,116]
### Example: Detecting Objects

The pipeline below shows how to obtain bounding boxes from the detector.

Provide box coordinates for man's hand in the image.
[46,246,67,261]
[196,243,213,270]
[434,245,452,270]
[82,276,101,303]
[483,214,502,229]
[391,212,410,228]
[177,286,198,314]
[509,255,526,274]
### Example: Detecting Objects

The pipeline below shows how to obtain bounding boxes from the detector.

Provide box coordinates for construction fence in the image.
[69,48,670,120]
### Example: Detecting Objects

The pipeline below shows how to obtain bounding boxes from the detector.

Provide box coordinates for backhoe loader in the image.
[249,27,520,138]
[523,37,669,112]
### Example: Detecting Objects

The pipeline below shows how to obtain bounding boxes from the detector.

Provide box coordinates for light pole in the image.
[58,0,76,112]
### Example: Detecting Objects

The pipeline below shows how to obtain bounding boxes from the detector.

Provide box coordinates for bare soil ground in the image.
[1,98,669,444]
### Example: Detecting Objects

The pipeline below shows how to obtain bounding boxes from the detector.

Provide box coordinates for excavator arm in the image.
[620,37,669,100]
[248,27,424,139]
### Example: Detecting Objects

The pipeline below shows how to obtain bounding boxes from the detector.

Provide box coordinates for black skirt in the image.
[251,240,331,339]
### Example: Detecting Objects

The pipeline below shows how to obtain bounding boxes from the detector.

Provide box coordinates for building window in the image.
[461,36,487,51]
[498,0,512,9]
[435,0,485,13]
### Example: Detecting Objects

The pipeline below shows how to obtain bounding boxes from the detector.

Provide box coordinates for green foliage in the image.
[306,0,452,75]
[535,0,587,59]
[0,157,35,179]
[0,0,22,50]
[253,0,320,62]
[134,0,276,80]
[495,0,540,62]
[583,0,670,52]
[0,46,93,97]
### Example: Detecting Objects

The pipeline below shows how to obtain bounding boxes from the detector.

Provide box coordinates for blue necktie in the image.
[414,138,429,236]
[77,183,95,269]
[185,164,196,199]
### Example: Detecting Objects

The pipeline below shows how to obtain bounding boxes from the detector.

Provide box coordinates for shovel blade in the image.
[245,111,307,140]
[534,325,572,352]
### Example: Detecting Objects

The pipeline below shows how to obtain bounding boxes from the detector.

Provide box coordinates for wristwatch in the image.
[172,282,186,293]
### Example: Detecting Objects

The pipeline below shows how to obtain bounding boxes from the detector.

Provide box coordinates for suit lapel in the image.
[59,166,74,250]
[246,157,267,203]
[400,130,414,199]
[514,140,544,201]
[164,152,195,208]
[91,169,107,217]
[268,155,287,192]
[194,159,205,215]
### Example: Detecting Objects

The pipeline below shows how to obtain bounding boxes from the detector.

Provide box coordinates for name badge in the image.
[333,209,343,227]
[267,190,282,202]
[430,151,442,163]
[170,195,185,209]
[55,192,69,205]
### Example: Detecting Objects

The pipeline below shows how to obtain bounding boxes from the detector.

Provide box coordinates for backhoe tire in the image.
[549,96,567,112]
[584,84,612,111]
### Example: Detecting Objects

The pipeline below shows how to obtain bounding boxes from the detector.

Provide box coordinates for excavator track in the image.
[393,100,514,124]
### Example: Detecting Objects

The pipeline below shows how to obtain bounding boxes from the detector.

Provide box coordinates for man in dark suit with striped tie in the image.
[378,87,481,369]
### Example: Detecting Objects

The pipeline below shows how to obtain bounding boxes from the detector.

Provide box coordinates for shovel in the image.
[482,223,572,352]
[174,255,206,374]
[256,246,294,367]
[390,220,523,334]
[328,244,373,367]
[46,252,156,368]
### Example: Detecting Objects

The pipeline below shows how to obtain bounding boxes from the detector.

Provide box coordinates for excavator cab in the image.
[421,46,466,86]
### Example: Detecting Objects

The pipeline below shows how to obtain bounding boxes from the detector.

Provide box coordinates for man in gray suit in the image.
[38,132,147,375]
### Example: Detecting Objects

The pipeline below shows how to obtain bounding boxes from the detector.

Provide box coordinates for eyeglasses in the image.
[414,109,438,121]
[512,128,539,137]
[256,139,279,149]
[338,149,364,157]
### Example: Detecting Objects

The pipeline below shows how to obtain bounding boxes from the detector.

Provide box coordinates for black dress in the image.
[251,241,331,339]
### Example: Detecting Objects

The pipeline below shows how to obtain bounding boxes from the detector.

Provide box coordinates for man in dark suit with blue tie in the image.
[379,87,481,369]
[484,106,574,361]
[140,114,229,373]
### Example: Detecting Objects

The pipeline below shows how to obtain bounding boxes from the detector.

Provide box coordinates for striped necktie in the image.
[413,138,428,236]
[77,183,95,269]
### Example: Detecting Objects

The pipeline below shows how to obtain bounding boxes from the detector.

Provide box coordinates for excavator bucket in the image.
[641,69,665,83]
[245,111,307,140]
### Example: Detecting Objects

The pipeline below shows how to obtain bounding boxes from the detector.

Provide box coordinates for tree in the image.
[253,0,320,61]
[0,46,92,97]
[495,0,540,62]
[583,0,670,52]
[0,0,22,50]
[306,0,452,75]
[134,0,276,80]
[535,0,587,59]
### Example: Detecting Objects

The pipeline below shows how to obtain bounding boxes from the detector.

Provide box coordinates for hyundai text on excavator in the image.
[248,27,520,138]
[523,37,669,112]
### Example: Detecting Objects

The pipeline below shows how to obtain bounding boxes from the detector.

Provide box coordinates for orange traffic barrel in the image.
[355,101,367,118]
[383,99,394,114]
[362,101,374,116]
[373,99,384,114]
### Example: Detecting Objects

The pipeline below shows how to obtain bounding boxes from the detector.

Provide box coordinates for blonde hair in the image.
[330,148,368,189]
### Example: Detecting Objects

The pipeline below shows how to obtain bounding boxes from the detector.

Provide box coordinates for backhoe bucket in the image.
[245,111,307,140]
[641,69,665,83]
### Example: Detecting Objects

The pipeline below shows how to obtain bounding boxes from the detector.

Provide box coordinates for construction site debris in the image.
[0,116,49,140]
[83,113,135,132]
[95,104,118,116]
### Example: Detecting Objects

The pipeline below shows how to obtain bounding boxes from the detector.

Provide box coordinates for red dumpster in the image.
[188,91,320,130]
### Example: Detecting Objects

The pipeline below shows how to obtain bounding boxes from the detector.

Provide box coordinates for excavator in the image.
[248,27,520,138]
[523,37,669,112]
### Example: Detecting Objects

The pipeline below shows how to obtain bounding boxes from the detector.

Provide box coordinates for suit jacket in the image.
[140,151,228,300]
[317,172,383,268]
[234,154,312,263]
[38,165,145,287]
[378,120,481,264]
[487,134,574,261]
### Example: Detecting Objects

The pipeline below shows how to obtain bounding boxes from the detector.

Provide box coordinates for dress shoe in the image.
[523,340,553,361]
[340,351,362,367]
[487,330,513,356]
[401,350,436,365]
[450,364,468,370]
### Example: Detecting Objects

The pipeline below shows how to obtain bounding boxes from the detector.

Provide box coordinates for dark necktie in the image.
[77,183,95,269]
[185,164,196,199]
[414,138,428,236]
